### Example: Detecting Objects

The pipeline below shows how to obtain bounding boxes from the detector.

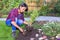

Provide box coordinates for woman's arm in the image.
[23,21,28,25]
[11,21,24,32]
[23,21,32,26]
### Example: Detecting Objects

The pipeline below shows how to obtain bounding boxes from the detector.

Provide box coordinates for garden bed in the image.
[15,21,60,40]
[16,29,49,40]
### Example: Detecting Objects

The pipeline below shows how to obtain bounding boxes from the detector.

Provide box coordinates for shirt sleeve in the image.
[10,9,15,21]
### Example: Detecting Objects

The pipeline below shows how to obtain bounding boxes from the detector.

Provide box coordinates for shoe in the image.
[12,31,16,38]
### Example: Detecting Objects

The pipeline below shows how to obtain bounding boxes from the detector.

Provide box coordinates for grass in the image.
[0,21,26,40]
[0,21,14,40]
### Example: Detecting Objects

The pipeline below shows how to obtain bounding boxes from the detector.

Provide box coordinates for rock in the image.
[30,38,35,40]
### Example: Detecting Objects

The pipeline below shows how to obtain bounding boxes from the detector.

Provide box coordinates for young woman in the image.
[6,3,29,37]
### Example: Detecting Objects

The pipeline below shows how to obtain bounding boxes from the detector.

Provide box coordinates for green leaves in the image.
[39,6,49,16]
[30,9,39,23]
[54,0,60,13]
[0,0,25,15]
[41,22,60,36]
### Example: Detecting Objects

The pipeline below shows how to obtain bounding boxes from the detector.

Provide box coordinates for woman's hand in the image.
[11,21,25,35]
[19,27,26,35]
[23,21,32,26]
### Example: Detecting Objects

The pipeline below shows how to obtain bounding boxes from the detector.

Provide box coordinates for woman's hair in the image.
[18,2,28,12]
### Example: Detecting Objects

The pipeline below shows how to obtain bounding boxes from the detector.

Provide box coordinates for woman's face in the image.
[19,6,26,13]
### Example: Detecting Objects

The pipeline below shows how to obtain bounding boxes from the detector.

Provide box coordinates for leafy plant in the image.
[39,6,49,16]
[0,0,25,15]
[54,0,60,13]
[41,22,60,36]
[24,11,33,17]
[30,9,39,23]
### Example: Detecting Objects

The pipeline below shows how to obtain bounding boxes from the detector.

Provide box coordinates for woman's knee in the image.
[17,19,23,25]
[6,19,11,26]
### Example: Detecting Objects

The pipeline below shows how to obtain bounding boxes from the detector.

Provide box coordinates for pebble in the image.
[30,38,35,40]
[35,34,39,37]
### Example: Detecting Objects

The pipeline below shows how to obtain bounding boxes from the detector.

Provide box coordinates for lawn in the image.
[0,21,14,40]
[0,21,25,40]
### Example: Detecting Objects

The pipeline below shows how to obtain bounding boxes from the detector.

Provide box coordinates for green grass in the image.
[0,21,26,40]
[0,21,14,40]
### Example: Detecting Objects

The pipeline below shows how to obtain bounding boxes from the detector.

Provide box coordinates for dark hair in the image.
[18,3,28,12]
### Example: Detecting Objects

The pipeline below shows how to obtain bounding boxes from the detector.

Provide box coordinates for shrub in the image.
[30,9,39,23]
[54,0,60,13]
[0,0,25,15]
[39,6,49,16]
[41,22,60,36]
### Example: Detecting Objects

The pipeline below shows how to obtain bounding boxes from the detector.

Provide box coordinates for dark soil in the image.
[15,21,48,40]
[15,21,57,40]
[15,29,45,40]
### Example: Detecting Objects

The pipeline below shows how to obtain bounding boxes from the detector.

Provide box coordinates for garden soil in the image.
[15,29,44,40]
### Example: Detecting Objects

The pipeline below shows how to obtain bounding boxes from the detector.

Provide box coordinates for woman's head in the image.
[18,3,28,13]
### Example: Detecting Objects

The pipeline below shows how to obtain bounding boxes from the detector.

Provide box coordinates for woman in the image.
[6,3,30,37]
